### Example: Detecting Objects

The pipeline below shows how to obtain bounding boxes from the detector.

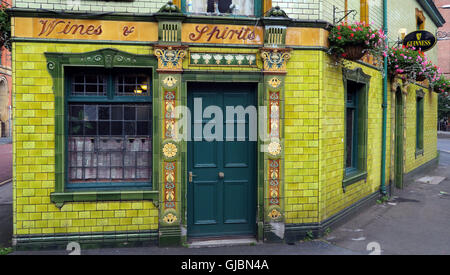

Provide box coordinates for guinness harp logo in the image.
[403,30,436,52]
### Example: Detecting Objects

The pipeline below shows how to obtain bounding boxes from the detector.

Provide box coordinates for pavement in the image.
[2,138,450,255]
[438,137,450,154]
[0,181,12,249]
[325,150,450,255]
[0,143,12,185]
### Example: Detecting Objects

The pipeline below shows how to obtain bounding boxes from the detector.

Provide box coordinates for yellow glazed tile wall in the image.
[404,85,438,173]
[318,54,391,221]
[284,50,321,224]
[13,42,158,236]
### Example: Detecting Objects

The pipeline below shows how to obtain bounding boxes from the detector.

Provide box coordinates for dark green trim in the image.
[417,0,446,27]
[415,149,424,158]
[416,90,424,153]
[342,67,370,191]
[51,190,159,208]
[342,171,368,190]
[394,88,404,189]
[285,191,380,243]
[13,230,158,250]
[45,48,159,208]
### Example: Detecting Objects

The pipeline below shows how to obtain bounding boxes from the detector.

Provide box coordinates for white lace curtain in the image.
[188,0,254,16]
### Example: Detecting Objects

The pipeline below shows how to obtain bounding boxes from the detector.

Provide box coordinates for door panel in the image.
[193,180,218,225]
[187,82,257,237]
[223,180,249,224]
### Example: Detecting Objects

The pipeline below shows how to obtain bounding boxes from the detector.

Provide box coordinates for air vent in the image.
[265,26,286,47]
[159,22,181,43]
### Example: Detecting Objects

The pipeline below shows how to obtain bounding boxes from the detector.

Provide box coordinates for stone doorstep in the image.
[188,238,258,248]
[415,176,446,185]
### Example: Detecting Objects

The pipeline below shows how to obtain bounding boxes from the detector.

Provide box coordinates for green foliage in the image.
[377,196,390,204]
[433,76,450,95]
[0,247,12,255]
[304,230,314,241]
[438,92,450,122]
[387,46,425,79]
[387,46,447,88]
[0,4,11,51]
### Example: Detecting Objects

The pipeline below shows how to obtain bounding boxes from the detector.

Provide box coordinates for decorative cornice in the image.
[416,88,425,98]
[153,45,187,73]
[260,48,291,74]
[8,8,332,29]
[342,67,371,85]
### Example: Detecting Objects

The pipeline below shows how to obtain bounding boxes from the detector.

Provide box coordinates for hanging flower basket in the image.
[342,44,366,61]
[328,22,386,62]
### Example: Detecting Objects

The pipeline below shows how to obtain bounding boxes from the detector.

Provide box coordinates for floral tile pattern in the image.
[190,52,258,67]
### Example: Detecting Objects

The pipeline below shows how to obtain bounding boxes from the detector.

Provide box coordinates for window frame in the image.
[45,49,159,208]
[416,89,425,157]
[181,0,264,17]
[342,68,370,191]
[65,67,153,191]
[345,88,359,174]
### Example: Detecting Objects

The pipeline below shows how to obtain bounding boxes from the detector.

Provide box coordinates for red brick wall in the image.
[437,0,450,78]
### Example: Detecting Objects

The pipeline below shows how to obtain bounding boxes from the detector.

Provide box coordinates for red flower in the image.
[350,33,354,37]
[338,36,342,40]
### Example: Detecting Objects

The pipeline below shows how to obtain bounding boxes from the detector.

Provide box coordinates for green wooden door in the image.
[395,88,404,189]
[187,82,257,237]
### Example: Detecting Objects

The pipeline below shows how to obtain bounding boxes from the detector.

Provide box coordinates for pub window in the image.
[184,0,257,16]
[343,78,368,188]
[66,67,152,190]
[416,93,424,154]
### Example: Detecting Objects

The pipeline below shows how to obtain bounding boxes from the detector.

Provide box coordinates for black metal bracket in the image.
[333,5,357,25]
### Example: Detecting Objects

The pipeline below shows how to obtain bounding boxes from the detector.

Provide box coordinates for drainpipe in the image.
[380,0,388,195]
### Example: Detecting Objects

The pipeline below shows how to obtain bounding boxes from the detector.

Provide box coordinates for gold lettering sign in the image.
[13,17,158,42]
[402,30,437,52]
[182,23,263,45]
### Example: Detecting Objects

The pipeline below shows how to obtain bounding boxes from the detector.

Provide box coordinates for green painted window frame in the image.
[345,88,359,173]
[416,90,425,157]
[65,67,153,190]
[342,68,370,190]
[181,0,263,17]
[45,48,159,208]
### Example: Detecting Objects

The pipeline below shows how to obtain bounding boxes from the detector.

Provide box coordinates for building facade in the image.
[436,0,450,78]
[0,0,12,138]
[10,0,443,248]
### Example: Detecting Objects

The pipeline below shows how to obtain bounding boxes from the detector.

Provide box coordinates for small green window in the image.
[416,92,424,156]
[342,68,370,190]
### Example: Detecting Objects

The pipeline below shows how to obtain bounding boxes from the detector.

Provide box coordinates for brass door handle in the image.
[218,172,224,179]
[189,172,197,183]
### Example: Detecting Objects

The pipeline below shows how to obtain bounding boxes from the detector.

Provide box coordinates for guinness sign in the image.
[402,30,437,52]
